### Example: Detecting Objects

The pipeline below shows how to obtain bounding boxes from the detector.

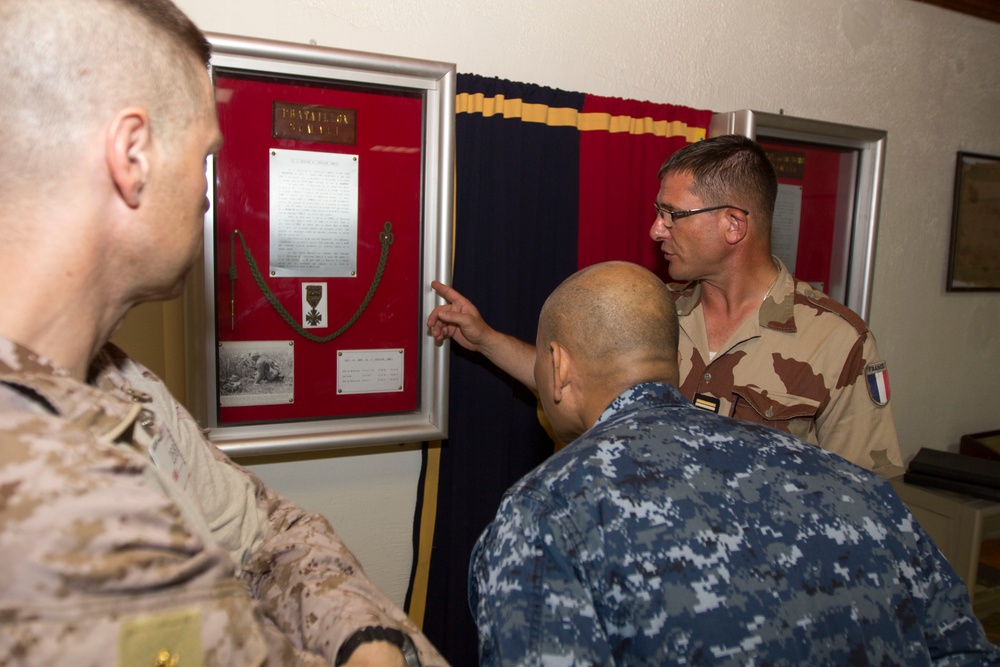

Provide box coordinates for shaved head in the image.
[538,261,680,390]
[0,0,210,199]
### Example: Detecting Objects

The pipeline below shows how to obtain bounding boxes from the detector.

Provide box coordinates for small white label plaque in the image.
[337,348,404,394]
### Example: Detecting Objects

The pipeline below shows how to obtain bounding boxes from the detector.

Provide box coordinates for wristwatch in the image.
[335,625,421,667]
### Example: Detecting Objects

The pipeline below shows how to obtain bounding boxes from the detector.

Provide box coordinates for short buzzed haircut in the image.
[538,262,679,384]
[658,135,778,235]
[0,0,211,197]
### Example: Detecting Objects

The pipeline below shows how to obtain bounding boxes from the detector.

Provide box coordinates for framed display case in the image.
[186,33,455,456]
[710,110,887,321]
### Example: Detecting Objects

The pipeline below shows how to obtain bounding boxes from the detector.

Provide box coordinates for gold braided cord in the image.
[230,222,394,343]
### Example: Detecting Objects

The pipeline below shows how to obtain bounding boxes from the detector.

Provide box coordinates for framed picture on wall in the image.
[185,33,456,456]
[947,151,1000,292]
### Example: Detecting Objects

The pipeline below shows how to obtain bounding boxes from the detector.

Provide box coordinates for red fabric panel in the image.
[577,95,712,282]
[213,71,423,425]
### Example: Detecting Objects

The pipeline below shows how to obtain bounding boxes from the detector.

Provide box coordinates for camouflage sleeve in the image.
[902,514,1000,665]
[470,491,612,666]
[0,408,329,666]
[814,331,903,477]
[232,450,448,666]
[116,354,447,666]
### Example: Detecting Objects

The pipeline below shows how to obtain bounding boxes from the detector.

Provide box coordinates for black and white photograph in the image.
[218,340,295,407]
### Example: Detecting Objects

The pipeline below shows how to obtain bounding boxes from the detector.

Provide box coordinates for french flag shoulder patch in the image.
[865,361,891,406]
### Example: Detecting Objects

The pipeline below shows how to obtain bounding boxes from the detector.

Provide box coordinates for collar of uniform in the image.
[668,256,798,333]
[0,336,142,442]
[667,280,701,317]
[594,381,690,429]
[758,256,797,333]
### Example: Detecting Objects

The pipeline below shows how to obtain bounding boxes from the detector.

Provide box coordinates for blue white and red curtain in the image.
[405,74,712,665]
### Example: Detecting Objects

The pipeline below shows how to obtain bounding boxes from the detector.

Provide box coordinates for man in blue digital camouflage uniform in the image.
[469,261,999,666]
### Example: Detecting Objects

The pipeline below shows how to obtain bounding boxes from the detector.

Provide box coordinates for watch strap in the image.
[335,625,420,667]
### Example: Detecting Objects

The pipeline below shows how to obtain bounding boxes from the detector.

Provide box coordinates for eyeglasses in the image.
[653,203,749,226]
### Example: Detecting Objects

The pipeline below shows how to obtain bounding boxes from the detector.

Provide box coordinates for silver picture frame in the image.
[186,33,455,456]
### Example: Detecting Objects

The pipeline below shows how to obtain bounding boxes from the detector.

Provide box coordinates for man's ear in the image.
[723,208,749,245]
[106,106,152,209]
[550,341,572,403]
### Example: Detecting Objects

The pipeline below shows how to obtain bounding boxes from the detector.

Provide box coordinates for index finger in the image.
[431,280,465,304]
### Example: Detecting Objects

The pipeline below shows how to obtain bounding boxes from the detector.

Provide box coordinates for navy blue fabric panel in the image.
[421,74,583,666]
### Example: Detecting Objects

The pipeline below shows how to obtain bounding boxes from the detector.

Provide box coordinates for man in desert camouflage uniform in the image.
[428,136,901,477]
[654,135,901,476]
[469,261,998,666]
[0,2,444,666]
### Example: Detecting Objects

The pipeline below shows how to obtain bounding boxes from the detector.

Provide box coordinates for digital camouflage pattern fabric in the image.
[470,382,999,666]
[0,337,446,667]
[672,257,903,477]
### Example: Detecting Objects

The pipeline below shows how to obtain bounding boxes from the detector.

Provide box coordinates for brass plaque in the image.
[273,101,356,145]
[765,149,806,180]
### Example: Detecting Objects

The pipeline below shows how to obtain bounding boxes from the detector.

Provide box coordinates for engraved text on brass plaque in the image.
[273,101,357,145]
[765,149,806,180]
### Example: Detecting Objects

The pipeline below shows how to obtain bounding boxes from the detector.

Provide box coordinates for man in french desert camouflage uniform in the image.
[469,261,998,666]
[0,2,445,666]
[428,136,902,477]
[654,135,901,476]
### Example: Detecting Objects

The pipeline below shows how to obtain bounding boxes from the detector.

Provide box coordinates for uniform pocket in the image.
[730,385,820,442]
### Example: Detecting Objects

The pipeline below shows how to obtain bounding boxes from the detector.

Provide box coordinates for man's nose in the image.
[649,214,669,240]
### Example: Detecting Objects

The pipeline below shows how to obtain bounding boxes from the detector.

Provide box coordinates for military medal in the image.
[306,284,324,326]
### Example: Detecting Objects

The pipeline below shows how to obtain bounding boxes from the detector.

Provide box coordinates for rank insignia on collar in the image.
[865,361,890,406]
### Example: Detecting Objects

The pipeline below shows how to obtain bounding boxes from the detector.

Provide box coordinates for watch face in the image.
[400,634,421,667]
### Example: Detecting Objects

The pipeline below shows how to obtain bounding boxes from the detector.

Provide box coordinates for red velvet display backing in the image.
[212,69,424,425]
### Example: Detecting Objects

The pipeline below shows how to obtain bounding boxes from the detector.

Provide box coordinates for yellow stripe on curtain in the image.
[455,92,707,142]
[407,441,441,628]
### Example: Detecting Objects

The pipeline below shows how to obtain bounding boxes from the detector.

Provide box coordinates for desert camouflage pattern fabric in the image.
[0,337,446,667]
[470,382,999,666]
[671,257,903,477]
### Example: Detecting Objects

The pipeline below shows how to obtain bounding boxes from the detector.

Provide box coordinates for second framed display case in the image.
[710,110,887,322]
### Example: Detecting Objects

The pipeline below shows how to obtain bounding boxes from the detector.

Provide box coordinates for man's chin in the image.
[666,264,689,283]
[554,427,583,447]
[137,275,188,305]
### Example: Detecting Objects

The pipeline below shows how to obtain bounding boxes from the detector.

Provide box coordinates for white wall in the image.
[172,0,1000,607]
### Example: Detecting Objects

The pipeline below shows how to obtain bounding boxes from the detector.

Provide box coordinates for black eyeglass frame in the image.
[653,203,750,224]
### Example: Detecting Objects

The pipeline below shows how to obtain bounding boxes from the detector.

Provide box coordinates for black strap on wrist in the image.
[335,625,419,666]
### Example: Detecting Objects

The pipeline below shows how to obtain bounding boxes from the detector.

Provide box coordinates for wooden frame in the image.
[910,0,1000,24]
[947,151,1000,292]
